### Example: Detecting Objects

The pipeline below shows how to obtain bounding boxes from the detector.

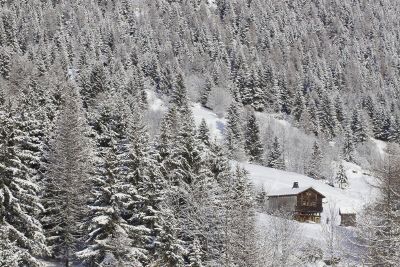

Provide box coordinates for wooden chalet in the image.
[339,207,356,226]
[267,182,325,223]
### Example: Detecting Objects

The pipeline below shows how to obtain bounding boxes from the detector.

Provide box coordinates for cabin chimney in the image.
[293,182,299,189]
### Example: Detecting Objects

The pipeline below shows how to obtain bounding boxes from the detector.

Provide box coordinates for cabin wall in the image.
[267,196,297,212]
[296,190,323,212]
[340,214,356,226]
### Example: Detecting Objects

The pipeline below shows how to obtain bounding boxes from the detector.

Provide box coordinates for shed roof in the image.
[267,187,325,198]
[339,207,356,215]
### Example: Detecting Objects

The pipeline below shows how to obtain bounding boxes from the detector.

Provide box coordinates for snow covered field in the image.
[244,161,376,217]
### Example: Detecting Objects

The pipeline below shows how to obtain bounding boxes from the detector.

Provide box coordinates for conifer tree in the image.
[77,141,145,267]
[197,119,210,147]
[351,109,367,144]
[199,77,212,108]
[225,102,245,160]
[0,228,20,266]
[0,108,48,267]
[306,141,323,179]
[336,163,348,189]
[225,166,257,266]
[81,64,108,107]
[357,146,400,265]
[0,46,11,79]
[292,90,305,122]
[266,137,285,170]
[244,113,264,163]
[170,72,189,111]
[334,95,346,127]
[41,86,92,266]
[342,130,355,162]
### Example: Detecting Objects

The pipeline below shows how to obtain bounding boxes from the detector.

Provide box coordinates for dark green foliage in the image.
[306,141,323,179]
[266,137,285,170]
[244,113,263,163]
[336,163,348,189]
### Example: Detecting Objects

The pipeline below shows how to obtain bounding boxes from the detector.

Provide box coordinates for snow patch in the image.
[191,103,226,140]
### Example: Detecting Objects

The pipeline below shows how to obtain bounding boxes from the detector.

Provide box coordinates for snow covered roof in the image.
[339,207,356,215]
[267,187,325,197]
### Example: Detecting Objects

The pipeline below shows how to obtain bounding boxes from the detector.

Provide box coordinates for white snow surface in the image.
[191,103,226,140]
[267,186,319,197]
[371,137,387,156]
[339,207,357,214]
[242,161,376,216]
[147,90,167,112]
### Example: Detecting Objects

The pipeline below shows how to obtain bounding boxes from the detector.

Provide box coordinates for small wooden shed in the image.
[339,207,356,226]
[267,183,325,223]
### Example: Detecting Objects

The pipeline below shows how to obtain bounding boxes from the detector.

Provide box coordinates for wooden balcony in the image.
[295,205,323,213]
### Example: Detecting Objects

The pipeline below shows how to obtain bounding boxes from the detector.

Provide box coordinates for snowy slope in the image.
[147,91,378,216]
[192,103,226,140]
[244,161,376,216]
[148,89,378,219]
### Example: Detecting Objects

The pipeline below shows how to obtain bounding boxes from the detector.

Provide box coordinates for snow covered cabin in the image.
[339,207,356,226]
[267,182,325,223]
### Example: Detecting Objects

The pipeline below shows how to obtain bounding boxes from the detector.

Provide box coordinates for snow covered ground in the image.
[244,161,376,217]
[192,103,226,140]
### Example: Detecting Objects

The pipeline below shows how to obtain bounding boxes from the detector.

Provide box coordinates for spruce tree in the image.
[226,166,257,266]
[199,77,212,108]
[244,113,264,163]
[266,137,285,170]
[197,119,210,147]
[336,163,348,189]
[342,130,355,162]
[41,86,92,266]
[0,228,20,266]
[225,102,246,160]
[170,72,189,111]
[292,90,305,123]
[350,109,367,144]
[306,141,323,179]
[0,108,47,267]
[77,141,145,267]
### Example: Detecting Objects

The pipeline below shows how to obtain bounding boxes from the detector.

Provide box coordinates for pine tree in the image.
[0,227,20,266]
[0,46,11,79]
[197,119,210,147]
[188,238,204,267]
[317,89,339,139]
[373,107,392,141]
[77,141,145,267]
[81,64,108,107]
[306,141,323,179]
[292,90,305,123]
[225,102,246,160]
[267,137,285,170]
[170,72,189,112]
[250,67,266,112]
[199,77,212,108]
[334,95,346,127]
[351,109,367,144]
[41,86,92,266]
[244,113,263,163]
[256,186,267,210]
[356,146,400,265]
[226,166,257,266]
[336,163,348,189]
[0,108,47,267]
[342,130,355,162]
